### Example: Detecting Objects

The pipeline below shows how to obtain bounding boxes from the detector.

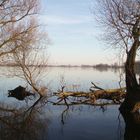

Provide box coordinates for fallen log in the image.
[53,86,126,105]
[52,82,126,124]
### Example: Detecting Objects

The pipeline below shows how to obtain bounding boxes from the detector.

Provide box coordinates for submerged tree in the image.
[94,0,140,112]
[0,0,49,97]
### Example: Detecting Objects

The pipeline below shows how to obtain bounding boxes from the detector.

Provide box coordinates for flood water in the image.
[0,67,129,140]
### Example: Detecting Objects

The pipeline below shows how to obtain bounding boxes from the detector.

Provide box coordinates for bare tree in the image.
[0,0,39,57]
[0,0,50,98]
[94,0,140,112]
[12,37,49,97]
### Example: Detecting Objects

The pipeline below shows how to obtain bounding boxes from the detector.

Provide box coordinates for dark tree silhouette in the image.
[94,0,140,112]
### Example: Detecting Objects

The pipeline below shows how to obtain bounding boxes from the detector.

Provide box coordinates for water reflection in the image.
[0,66,138,140]
[1,88,137,140]
[0,99,49,140]
[121,111,140,140]
[47,104,125,140]
[60,104,140,140]
[60,105,109,125]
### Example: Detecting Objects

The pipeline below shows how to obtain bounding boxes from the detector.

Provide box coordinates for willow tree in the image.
[0,0,49,97]
[0,0,39,58]
[95,0,140,112]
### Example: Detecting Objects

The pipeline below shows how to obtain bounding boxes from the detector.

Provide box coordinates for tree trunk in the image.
[125,40,139,92]
[120,39,140,112]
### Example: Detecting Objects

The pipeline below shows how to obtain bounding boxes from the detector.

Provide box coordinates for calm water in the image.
[0,67,126,140]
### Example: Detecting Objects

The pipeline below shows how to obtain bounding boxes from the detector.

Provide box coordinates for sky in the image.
[40,0,116,65]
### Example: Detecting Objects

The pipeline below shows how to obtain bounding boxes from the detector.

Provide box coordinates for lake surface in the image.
[0,67,127,140]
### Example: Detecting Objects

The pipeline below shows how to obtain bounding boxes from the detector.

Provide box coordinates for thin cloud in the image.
[40,15,91,25]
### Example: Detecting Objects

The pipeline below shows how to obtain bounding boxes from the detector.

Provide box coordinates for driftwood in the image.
[53,82,126,106]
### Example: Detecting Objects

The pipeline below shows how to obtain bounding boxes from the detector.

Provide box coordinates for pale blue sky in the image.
[40,0,116,65]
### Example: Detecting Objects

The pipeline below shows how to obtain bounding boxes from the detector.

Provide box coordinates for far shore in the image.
[0,63,124,68]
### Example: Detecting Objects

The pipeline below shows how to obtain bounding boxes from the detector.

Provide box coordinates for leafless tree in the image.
[94,0,140,112]
[0,0,49,98]
[0,0,40,57]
